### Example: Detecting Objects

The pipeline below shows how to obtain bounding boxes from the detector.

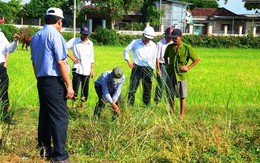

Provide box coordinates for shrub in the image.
[0,24,19,41]
[92,26,120,46]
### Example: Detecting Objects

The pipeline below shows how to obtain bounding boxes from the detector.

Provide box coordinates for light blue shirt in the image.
[94,71,125,103]
[123,38,157,69]
[30,25,68,77]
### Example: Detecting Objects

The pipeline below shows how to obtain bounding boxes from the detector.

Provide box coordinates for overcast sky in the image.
[1,0,258,15]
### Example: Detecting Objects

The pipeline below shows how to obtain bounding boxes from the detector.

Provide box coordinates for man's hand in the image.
[126,60,134,69]
[90,69,94,79]
[66,86,74,99]
[13,33,20,42]
[157,69,162,77]
[179,66,189,72]
[111,102,120,113]
[73,57,80,63]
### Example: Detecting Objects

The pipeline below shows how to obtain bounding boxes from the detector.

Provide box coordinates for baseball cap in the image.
[170,28,182,39]
[112,67,124,83]
[80,26,90,35]
[46,7,67,24]
[165,26,174,36]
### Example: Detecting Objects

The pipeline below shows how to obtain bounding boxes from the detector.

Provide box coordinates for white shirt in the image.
[0,32,18,63]
[124,38,157,69]
[156,38,173,64]
[67,37,94,75]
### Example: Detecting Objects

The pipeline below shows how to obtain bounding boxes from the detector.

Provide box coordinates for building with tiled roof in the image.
[190,7,260,36]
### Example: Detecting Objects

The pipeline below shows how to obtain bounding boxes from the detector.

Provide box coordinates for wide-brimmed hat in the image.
[112,67,124,83]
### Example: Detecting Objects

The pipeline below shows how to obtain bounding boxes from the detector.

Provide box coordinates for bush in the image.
[92,26,120,46]
[19,26,40,37]
[0,24,19,41]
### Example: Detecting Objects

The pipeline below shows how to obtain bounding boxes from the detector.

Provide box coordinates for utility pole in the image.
[73,0,76,38]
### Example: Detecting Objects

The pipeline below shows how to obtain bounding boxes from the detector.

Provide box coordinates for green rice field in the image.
[0,45,259,162]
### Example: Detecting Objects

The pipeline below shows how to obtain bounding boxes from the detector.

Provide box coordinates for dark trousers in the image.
[127,65,153,106]
[0,65,9,120]
[154,63,168,103]
[93,84,118,118]
[72,72,90,102]
[37,77,68,161]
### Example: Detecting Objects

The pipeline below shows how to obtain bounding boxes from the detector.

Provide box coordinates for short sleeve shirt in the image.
[30,25,68,77]
[67,37,94,75]
[164,42,199,81]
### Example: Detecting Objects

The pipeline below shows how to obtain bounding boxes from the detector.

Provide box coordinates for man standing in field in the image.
[30,7,74,163]
[124,26,157,106]
[67,25,94,109]
[93,67,125,120]
[154,26,174,104]
[0,27,20,125]
[164,28,200,120]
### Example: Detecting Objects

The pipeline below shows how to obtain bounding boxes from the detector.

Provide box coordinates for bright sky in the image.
[1,0,258,15]
[217,0,257,14]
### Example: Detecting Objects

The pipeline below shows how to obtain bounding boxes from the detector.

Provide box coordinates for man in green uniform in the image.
[164,28,200,121]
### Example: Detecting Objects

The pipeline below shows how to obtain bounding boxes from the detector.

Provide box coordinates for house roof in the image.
[191,7,239,17]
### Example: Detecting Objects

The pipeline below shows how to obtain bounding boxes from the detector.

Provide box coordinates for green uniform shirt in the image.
[164,42,199,81]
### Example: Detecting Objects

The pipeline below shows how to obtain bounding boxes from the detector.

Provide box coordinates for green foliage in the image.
[182,35,260,49]
[23,0,65,19]
[0,0,21,24]
[92,26,120,45]
[19,26,40,37]
[0,24,19,41]
[141,0,164,27]
[183,0,219,10]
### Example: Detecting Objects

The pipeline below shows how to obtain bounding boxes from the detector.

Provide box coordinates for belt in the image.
[37,76,62,80]
[159,63,165,65]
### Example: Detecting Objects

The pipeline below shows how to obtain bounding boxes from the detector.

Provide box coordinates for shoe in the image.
[40,146,53,159]
[51,159,70,163]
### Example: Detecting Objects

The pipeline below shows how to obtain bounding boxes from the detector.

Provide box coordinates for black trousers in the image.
[72,72,90,102]
[0,65,9,120]
[37,77,68,161]
[154,63,168,103]
[127,65,153,106]
[93,84,118,118]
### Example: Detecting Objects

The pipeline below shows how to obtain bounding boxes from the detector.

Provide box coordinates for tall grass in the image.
[0,45,259,162]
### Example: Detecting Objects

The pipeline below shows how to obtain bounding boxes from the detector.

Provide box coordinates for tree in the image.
[141,0,164,27]
[243,0,260,10]
[23,0,64,19]
[182,0,219,10]
[220,0,260,10]
[82,0,144,29]
[0,0,22,24]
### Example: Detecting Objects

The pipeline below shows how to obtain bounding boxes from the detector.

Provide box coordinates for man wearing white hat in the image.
[123,26,157,106]
[30,7,74,163]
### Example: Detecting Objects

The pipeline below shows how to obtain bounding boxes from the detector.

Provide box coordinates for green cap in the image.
[112,67,123,83]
